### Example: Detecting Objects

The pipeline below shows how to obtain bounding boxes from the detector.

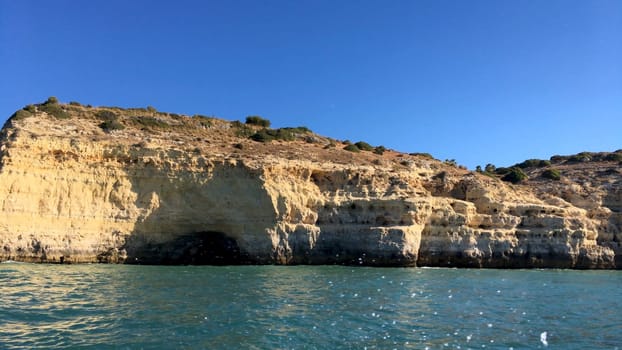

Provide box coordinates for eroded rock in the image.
[0,105,619,268]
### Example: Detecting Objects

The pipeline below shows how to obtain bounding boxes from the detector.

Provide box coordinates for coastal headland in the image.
[1,99,620,268]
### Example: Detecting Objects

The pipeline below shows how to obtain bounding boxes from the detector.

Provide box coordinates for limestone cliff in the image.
[0,101,620,268]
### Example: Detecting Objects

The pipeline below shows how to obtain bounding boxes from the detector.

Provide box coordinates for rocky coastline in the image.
[1,100,620,268]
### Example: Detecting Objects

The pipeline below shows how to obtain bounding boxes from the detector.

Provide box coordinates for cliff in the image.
[1,101,620,268]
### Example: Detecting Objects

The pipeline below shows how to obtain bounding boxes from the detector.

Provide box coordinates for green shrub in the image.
[231,121,254,137]
[515,159,551,168]
[250,130,275,143]
[45,96,59,105]
[96,110,124,131]
[541,168,561,180]
[343,144,360,152]
[11,104,38,120]
[501,167,528,184]
[99,119,125,131]
[409,152,434,159]
[481,171,498,179]
[147,106,157,113]
[304,135,319,143]
[132,116,169,129]
[274,128,295,141]
[293,126,311,133]
[10,109,33,120]
[354,141,374,151]
[484,163,496,173]
[477,165,496,176]
[249,128,295,143]
[444,159,457,167]
[494,167,511,175]
[567,152,592,163]
[95,110,117,121]
[39,103,70,119]
[245,116,271,127]
[550,155,565,163]
[374,145,386,155]
[126,107,148,113]
[604,153,622,162]
[281,126,311,134]
[69,101,81,106]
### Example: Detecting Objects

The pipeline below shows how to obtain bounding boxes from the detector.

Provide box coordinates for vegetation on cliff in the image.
[1,98,621,268]
[541,168,561,180]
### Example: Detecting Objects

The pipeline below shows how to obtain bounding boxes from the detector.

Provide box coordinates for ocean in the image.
[0,263,620,349]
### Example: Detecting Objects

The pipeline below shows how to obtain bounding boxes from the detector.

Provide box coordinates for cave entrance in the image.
[174,231,242,265]
[125,231,244,265]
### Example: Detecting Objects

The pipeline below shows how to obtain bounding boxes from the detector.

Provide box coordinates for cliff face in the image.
[1,103,620,268]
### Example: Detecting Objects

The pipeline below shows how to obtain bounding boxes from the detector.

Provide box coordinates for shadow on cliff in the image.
[110,159,277,265]
[602,182,622,268]
[122,231,244,265]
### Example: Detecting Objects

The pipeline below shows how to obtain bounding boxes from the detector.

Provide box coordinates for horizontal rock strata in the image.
[0,104,620,268]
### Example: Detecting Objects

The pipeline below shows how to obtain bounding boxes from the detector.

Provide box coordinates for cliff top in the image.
[4,97,621,188]
[5,98,444,169]
[0,97,620,267]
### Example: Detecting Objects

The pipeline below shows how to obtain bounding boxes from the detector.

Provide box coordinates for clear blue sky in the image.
[1,0,620,169]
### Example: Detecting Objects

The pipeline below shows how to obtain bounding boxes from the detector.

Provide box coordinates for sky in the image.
[1,0,620,169]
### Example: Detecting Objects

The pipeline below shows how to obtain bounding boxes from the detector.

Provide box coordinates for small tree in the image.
[343,144,360,152]
[95,110,117,121]
[541,169,561,181]
[354,141,374,151]
[495,167,511,175]
[444,159,457,167]
[40,103,70,119]
[245,116,271,128]
[605,153,622,162]
[373,145,386,155]
[515,159,551,169]
[99,119,125,131]
[501,167,528,184]
[250,130,275,143]
[45,96,59,105]
[10,109,33,120]
[410,152,434,159]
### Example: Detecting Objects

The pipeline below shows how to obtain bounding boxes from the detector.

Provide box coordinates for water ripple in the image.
[1,264,621,349]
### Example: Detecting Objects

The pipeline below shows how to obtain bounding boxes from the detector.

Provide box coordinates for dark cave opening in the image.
[125,231,245,265]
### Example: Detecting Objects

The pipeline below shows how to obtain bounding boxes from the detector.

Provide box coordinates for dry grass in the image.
[8,103,449,171]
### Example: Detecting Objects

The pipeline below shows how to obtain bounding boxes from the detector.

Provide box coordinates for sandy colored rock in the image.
[0,104,620,268]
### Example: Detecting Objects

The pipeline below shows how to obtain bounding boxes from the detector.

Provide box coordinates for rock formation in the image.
[0,101,620,268]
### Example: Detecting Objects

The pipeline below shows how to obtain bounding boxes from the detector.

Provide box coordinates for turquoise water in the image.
[0,264,620,349]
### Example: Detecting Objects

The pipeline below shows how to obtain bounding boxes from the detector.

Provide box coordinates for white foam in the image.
[540,331,548,346]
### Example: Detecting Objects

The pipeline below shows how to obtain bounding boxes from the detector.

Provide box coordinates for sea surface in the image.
[0,263,620,349]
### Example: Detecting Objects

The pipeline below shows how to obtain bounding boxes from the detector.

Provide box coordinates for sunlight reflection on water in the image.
[1,263,621,349]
